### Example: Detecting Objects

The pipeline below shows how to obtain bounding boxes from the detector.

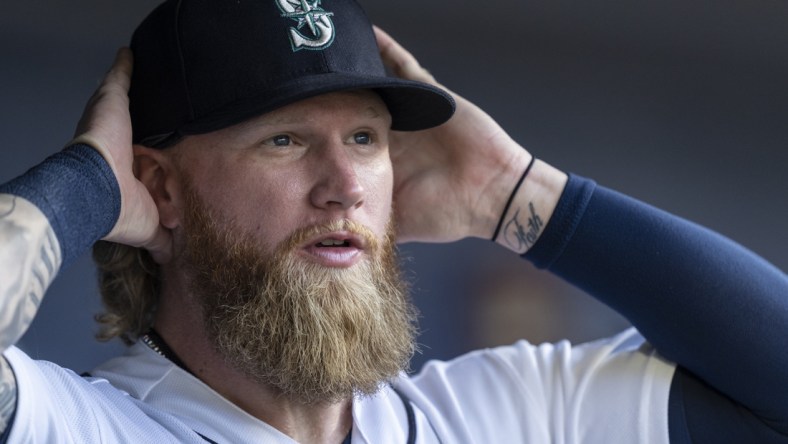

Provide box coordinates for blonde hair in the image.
[92,241,160,345]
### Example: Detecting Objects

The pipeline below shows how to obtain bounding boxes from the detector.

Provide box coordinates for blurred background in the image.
[1,0,786,373]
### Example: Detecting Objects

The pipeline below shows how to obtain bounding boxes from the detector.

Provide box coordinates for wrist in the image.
[0,145,121,268]
[465,147,533,240]
[490,155,537,242]
[492,159,568,254]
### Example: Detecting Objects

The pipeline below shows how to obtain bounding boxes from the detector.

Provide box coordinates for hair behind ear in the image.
[93,240,160,344]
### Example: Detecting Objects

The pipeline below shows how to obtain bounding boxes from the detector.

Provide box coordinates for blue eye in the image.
[267,135,291,146]
[353,132,372,144]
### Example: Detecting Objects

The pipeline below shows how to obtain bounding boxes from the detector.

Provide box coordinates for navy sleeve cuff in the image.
[0,144,121,269]
[522,174,596,269]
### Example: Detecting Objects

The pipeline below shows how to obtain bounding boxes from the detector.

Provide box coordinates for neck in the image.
[154,277,352,444]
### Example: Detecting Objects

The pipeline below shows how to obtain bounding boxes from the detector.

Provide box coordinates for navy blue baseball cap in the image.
[129,0,456,148]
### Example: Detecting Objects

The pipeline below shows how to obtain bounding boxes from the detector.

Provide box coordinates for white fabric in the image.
[3,328,674,443]
[398,329,675,443]
[0,195,61,351]
[3,347,197,443]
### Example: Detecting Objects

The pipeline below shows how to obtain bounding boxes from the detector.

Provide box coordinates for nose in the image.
[308,142,365,212]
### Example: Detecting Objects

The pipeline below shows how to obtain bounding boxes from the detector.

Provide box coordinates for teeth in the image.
[319,239,347,246]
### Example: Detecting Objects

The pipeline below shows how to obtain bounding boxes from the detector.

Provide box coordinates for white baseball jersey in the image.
[3,327,674,443]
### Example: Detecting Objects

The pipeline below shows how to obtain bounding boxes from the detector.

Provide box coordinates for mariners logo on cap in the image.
[276,0,335,52]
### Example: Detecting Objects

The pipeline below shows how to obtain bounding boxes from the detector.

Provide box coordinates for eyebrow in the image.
[361,106,382,119]
[247,105,386,128]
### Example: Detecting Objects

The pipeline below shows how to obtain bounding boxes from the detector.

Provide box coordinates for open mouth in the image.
[300,232,365,267]
[316,239,353,248]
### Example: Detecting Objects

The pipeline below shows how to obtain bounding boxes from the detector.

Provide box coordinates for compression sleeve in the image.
[523,175,788,437]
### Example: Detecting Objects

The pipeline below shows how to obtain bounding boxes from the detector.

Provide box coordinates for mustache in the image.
[281,219,382,254]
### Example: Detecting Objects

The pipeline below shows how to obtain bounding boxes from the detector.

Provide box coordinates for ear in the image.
[133,145,182,230]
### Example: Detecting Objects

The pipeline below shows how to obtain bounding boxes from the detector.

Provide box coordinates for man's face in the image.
[171,90,396,258]
[166,91,416,404]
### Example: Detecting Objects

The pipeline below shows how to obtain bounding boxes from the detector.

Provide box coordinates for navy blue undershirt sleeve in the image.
[0,144,121,269]
[668,366,788,443]
[524,174,788,439]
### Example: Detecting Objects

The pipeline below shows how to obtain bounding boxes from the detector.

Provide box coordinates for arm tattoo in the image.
[0,357,16,434]
[0,197,15,219]
[0,194,60,352]
[503,202,544,252]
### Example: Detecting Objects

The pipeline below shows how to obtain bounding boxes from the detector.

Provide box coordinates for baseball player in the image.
[1,0,786,442]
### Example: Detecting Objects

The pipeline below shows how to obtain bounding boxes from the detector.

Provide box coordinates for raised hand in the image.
[71,49,171,262]
[375,27,534,244]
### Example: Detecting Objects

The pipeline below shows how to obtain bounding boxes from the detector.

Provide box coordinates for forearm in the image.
[523,175,788,426]
[0,195,61,351]
[0,145,120,351]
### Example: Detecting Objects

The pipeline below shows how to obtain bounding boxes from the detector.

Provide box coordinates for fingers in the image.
[101,47,133,92]
[93,48,134,111]
[87,48,134,112]
[374,25,437,84]
[72,48,134,141]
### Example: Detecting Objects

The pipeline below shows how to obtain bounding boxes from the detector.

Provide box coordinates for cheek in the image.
[194,168,299,246]
[234,179,302,236]
[363,162,394,234]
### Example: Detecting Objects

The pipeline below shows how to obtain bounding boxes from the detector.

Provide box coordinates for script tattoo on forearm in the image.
[0,357,16,434]
[503,202,544,252]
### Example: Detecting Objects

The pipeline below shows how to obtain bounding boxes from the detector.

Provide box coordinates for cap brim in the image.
[177,73,456,136]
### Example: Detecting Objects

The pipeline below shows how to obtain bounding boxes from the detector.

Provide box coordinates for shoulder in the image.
[394,329,676,443]
[409,328,672,387]
[2,346,200,443]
